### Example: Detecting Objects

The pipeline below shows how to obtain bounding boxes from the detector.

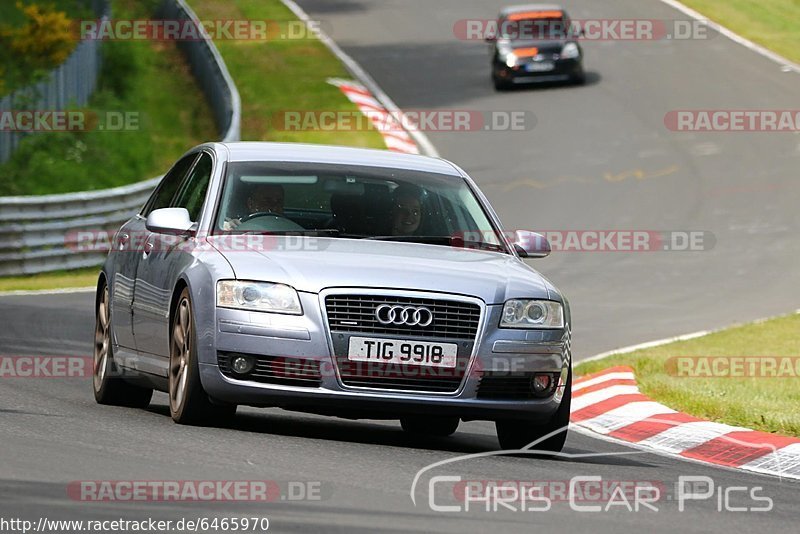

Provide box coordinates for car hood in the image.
[209,237,553,304]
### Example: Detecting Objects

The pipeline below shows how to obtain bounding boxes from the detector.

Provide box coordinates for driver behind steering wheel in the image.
[223,184,285,230]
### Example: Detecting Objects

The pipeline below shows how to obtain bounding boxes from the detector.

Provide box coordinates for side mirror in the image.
[513,231,551,259]
[146,207,194,235]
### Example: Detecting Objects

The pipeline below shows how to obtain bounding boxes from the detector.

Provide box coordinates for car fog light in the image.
[532,373,552,395]
[231,355,255,375]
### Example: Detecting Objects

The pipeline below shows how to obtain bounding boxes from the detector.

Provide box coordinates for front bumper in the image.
[494,57,583,84]
[198,291,571,421]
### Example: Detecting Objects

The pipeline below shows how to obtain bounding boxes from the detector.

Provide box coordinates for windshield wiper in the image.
[237,229,342,236]
[365,235,450,244]
[365,235,507,252]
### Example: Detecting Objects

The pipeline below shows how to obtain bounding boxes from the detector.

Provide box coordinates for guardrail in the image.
[0,0,241,276]
[0,0,109,164]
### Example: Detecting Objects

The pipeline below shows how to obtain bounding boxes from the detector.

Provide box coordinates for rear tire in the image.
[169,288,236,425]
[93,284,153,408]
[495,369,571,453]
[401,416,459,437]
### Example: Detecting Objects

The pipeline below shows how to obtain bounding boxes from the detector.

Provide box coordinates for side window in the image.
[172,152,213,222]
[142,154,198,216]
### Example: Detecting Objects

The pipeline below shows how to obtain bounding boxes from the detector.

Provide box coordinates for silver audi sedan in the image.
[93,142,572,452]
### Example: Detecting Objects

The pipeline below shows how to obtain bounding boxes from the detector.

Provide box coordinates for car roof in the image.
[500,4,565,17]
[214,142,461,177]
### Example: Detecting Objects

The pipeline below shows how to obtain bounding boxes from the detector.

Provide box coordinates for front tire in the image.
[492,73,512,91]
[93,284,153,408]
[401,416,459,437]
[495,369,571,453]
[169,288,236,425]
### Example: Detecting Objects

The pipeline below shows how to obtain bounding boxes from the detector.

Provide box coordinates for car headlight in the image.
[500,300,564,328]
[216,280,302,315]
[561,42,580,59]
[505,53,518,68]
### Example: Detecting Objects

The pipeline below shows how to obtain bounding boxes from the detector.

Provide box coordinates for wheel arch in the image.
[95,271,108,309]
[168,277,191,333]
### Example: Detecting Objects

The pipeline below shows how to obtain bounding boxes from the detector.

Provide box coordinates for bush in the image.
[0,2,76,95]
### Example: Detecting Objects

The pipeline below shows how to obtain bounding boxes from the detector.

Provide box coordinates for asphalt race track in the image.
[1,0,799,532]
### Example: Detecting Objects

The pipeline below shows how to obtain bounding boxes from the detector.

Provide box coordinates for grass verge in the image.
[575,312,800,437]
[679,0,800,64]
[0,267,98,292]
[188,0,385,147]
[0,0,216,195]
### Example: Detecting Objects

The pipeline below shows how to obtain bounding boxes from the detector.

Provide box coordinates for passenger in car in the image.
[391,185,424,236]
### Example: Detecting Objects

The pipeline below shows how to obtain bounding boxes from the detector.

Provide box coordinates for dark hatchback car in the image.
[488,4,585,90]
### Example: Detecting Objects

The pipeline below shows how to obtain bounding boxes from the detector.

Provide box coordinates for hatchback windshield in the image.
[214,162,507,252]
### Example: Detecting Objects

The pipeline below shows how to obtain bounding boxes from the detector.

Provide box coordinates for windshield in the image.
[214,161,508,252]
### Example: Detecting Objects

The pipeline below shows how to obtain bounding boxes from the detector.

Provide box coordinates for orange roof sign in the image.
[507,11,564,21]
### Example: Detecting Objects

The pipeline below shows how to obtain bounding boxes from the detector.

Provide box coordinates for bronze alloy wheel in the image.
[93,283,152,407]
[169,288,236,424]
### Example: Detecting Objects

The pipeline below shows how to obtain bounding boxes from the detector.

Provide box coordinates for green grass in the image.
[189,0,385,147]
[575,313,800,437]
[681,0,800,64]
[0,0,216,195]
[0,267,99,292]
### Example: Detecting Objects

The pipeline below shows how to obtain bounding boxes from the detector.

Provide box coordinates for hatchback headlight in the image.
[505,53,518,68]
[217,280,302,315]
[561,42,580,59]
[501,300,563,328]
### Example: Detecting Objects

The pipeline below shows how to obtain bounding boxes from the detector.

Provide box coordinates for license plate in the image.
[347,337,458,368]
[525,62,555,72]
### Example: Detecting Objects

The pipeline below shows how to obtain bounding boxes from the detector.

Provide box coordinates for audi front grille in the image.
[325,295,480,339]
[324,294,482,393]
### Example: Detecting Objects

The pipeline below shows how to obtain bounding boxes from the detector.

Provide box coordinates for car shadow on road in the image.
[502,71,603,93]
[145,402,650,467]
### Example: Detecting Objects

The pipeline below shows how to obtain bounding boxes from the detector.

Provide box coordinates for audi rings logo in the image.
[375,305,434,327]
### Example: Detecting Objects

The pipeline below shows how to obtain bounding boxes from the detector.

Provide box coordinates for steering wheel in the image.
[235,211,305,232]
[240,211,291,223]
